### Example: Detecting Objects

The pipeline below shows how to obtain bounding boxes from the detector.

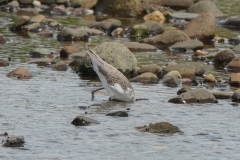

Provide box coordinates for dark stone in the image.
[106,111,128,117]
[2,136,25,147]
[71,116,99,126]
[139,122,182,134]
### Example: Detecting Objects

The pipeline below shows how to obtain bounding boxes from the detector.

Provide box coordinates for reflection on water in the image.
[1,1,240,159]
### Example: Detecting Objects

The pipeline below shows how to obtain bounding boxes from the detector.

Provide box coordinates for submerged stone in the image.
[71,116,99,126]
[2,136,25,147]
[138,122,182,134]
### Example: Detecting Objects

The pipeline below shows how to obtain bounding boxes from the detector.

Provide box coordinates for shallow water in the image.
[1,1,240,160]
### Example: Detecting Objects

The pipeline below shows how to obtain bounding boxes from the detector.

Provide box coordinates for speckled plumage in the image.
[86,46,135,102]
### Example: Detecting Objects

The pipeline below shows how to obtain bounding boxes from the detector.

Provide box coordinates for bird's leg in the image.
[91,87,104,99]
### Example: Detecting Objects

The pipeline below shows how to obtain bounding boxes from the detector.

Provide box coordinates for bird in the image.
[86,46,135,102]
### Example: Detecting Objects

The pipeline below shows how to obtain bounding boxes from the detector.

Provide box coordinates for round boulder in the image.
[232,89,240,102]
[127,24,149,38]
[130,72,159,84]
[60,45,79,58]
[143,11,165,24]
[2,136,25,147]
[184,13,216,40]
[132,64,162,78]
[226,56,240,71]
[229,73,240,86]
[204,74,216,83]
[138,122,182,134]
[71,116,99,126]
[57,27,89,41]
[79,42,137,77]
[7,67,32,79]
[213,49,235,64]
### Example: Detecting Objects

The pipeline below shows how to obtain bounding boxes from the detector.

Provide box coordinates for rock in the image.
[160,0,193,8]
[212,92,232,99]
[28,48,53,58]
[193,50,208,56]
[168,88,218,104]
[219,16,240,28]
[28,58,56,66]
[2,136,25,147]
[68,60,82,71]
[213,49,235,64]
[9,16,30,30]
[192,52,218,61]
[139,122,182,134]
[94,0,142,17]
[187,0,225,18]
[226,56,240,71]
[50,5,68,15]
[111,28,124,36]
[71,116,99,126]
[7,67,32,79]
[166,62,177,66]
[22,22,42,32]
[57,27,89,41]
[29,14,46,24]
[232,89,240,102]
[184,13,216,40]
[144,11,165,24]
[75,28,104,36]
[33,0,41,7]
[39,0,56,4]
[122,42,157,52]
[47,21,62,31]
[88,19,122,31]
[169,12,199,21]
[18,0,33,4]
[127,24,149,38]
[51,62,68,71]
[71,0,97,8]
[229,73,240,86]
[141,30,190,46]
[69,51,87,60]
[170,40,204,51]
[60,46,79,58]
[106,111,128,117]
[142,20,163,35]
[130,72,159,84]
[73,7,94,15]
[162,70,181,87]
[0,33,6,44]
[132,64,162,78]
[177,86,191,95]
[162,62,205,80]
[79,42,137,77]
[204,74,216,83]
[233,44,240,53]
[0,60,9,66]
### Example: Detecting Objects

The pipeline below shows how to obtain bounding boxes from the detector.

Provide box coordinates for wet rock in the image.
[144,11,165,24]
[187,0,225,18]
[162,62,205,80]
[22,22,42,32]
[111,28,124,36]
[168,88,218,104]
[57,27,89,41]
[232,89,240,102]
[94,0,142,17]
[138,122,182,134]
[226,56,240,71]
[142,20,163,36]
[229,73,240,86]
[28,48,53,58]
[192,52,218,61]
[166,62,177,66]
[177,86,191,95]
[7,67,32,79]
[169,12,199,21]
[219,16,240,28]
[69,51,87,60]
[9,16,30,31]
[213,49,235,64]
[60,45,79,58]
[28,58,56,66]
[88,19,122,31]
[193,50,208,56]
[50,5,69,15]
[2,136,25,147]
[68,60,82,71]
[36,30,54,37]
[212,92,232,99]
[47,20,62,30]
[141,30,190,46]
[0,59,9,67]
[73,7,94,16]
[122,42,157,52]
[71,116,99,126]
[18,0,33,4]
[233,44,240,53]
[106,111,128,117]
[33,0,41,7]
[29,14,46,24]
[170,40,204,51]
[132,64,162,78]
[70,0,97,8]
[130,72,159,84]
[39,0,56,4]
[75,28,104,36]
[160,0,193,8]
[204,74,216,83]
[51,62,68,71]
[184,13,216,40]
[162,70,181,87]
[0,33,6,44]
[127,24,149,38]
[79,42,137,77]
